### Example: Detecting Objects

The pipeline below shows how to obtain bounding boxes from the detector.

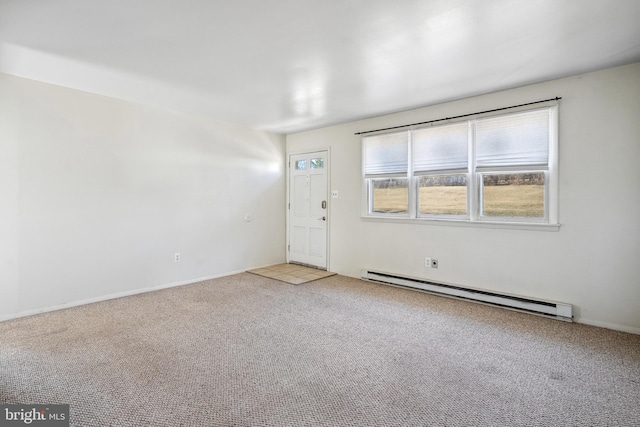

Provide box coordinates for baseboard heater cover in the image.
[361,270,573,321]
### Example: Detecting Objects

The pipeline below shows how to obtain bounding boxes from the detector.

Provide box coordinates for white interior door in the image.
[289,151,328,269]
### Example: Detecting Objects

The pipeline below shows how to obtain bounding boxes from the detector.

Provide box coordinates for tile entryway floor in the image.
[247,263,336,285]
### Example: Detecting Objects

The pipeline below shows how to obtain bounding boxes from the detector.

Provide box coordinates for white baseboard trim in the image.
[573,318,640,335]
[0,267,260,323]
[5,266,637,336]
[346,272,639,335]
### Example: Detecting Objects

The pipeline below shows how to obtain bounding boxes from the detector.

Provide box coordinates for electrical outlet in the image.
[174,253,181,262]
[425,257,431,268]
[332,190,339,198]
[431,258,438,268]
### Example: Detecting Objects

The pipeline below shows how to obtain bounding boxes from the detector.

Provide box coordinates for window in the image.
[418,174,468,216]
[362,106,558,225]
[363,131,409,214]
[310,157,325,169]
[370,177,409,214]
[480,172,545,218]
[413,123,469,218]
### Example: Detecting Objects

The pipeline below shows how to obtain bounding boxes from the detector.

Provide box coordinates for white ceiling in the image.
[1,0,639,134]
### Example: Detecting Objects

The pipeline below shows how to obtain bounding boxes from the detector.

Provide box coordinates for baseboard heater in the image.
[361,270,573,321]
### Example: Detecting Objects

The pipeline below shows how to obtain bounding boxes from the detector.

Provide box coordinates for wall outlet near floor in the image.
[174,253,181,262]
[431,258,438,268]
[425,257,431,268]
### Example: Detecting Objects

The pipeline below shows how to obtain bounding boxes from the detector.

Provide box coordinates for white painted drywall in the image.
[287,63,640,333]
[0,73,285,318]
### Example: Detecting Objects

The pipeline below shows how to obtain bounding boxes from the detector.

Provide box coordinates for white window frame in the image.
[362,104,559,228]
[363,130,412,217]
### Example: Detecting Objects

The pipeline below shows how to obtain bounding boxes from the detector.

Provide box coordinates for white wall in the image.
[287,63,640,333]
[0,73,286,319]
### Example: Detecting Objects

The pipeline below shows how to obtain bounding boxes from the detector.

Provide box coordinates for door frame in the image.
[286,147,331,270]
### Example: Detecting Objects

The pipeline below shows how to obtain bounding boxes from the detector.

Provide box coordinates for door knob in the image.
[318,216,326,221]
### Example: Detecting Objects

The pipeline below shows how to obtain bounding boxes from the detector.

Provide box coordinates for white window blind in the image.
[476,109,549,168]
[412,123,469,173]
[363,131,409,176]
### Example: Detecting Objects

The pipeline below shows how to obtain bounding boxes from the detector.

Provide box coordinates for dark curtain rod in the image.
[354,97,562,135]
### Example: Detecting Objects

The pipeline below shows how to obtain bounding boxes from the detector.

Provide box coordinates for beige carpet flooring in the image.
[1,273,639,426]
[248,263,336,284]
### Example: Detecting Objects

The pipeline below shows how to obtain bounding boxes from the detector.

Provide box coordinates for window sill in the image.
[361,216,560,232]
